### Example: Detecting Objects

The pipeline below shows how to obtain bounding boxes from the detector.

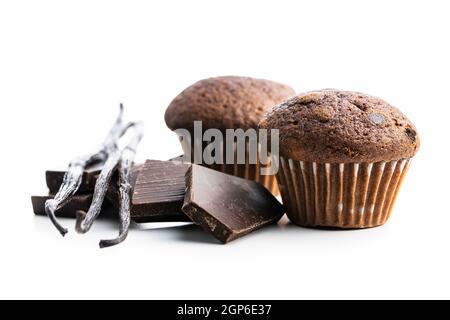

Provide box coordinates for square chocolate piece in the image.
[131,160,191,222]
[182,165,285,243]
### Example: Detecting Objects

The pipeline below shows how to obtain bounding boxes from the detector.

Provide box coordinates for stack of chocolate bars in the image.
[32,159,285,244]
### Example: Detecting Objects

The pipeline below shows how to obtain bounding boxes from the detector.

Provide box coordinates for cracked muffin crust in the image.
[259,89,420,163]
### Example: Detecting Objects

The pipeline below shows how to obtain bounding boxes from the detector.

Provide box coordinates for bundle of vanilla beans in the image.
[45,105,144,248]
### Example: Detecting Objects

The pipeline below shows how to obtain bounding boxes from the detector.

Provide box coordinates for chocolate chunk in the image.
[46,163,103,194]
[48,164,142,209]
[32,194,93,218]
[32,194,117,218]
[182,165,285,243]
[131,160,191,223]
[405,127,417,141]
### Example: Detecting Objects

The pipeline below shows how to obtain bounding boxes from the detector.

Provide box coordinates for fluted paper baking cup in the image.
[178,137,279,195]
[277,157,411,228]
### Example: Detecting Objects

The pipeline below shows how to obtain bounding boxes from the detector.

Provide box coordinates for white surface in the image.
[0,0,449,300]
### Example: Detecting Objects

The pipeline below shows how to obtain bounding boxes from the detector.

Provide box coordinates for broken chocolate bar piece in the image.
[131,160,191,223]
[182,165,285,243]
[48,164,142,208]
[32,194,117,218]
[46,163,103,194]
[32,194,93,218]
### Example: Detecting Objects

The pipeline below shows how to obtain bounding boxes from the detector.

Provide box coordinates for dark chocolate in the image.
[32,194,118,218]
[32,194,93,218]
[131,160,191,223]
[182,165,285,243]
[46,163,103,194]
[47,164,141,210]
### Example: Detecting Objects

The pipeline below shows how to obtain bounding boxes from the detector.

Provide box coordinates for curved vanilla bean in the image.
[99,122,144,248]
[45,157,88,235]
[45,105,128,236]
[76,150,122,233]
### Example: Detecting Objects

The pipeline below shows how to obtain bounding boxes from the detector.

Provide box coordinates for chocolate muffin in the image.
[165,76,296,194]
[259,89,419,228]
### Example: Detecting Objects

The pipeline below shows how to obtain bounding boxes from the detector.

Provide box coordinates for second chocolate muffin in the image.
[259,89,420,228]
[165,76,296,194]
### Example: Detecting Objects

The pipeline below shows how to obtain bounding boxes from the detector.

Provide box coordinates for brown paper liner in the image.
[277,157,411,228]
[178,137,279,195]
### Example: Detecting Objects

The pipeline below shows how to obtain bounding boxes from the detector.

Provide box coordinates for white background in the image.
[0,0,449,300]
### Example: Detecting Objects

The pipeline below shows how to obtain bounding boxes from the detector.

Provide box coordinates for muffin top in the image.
[259,90,420,163]
[165,76,295,131]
